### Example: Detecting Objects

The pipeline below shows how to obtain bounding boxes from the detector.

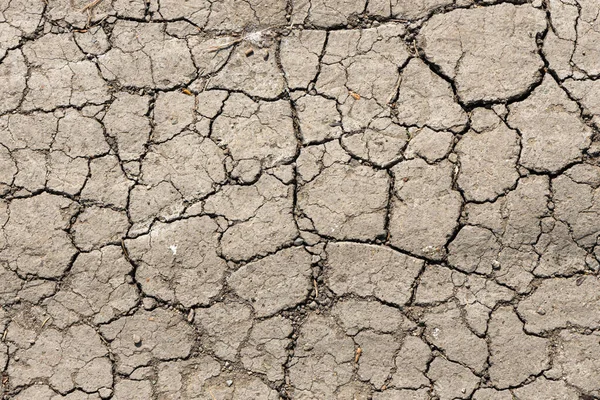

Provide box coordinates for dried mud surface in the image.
[1,0,600,399]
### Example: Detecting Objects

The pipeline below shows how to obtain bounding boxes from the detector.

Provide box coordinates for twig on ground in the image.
[388,74,402,105]
[203,76,212,91]
[354,347,362,363]
[121,239,130,262]
[41,317,51,328]
[208,389,217,400]
[81,0,103,12]
[207,38,243,53]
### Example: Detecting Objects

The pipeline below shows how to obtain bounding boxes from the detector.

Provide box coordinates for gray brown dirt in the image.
[1,0,600,399]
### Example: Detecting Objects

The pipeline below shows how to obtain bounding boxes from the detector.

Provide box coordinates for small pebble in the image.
[588,142,600,156]
[142,297,157,310]
[226,379,233,387]
[133,334,142,345]
[187,309,194,323]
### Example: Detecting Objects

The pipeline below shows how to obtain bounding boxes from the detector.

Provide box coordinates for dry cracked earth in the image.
[1,0,600,399]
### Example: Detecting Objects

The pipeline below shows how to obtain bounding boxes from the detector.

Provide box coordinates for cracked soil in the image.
[1,0,600,399]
